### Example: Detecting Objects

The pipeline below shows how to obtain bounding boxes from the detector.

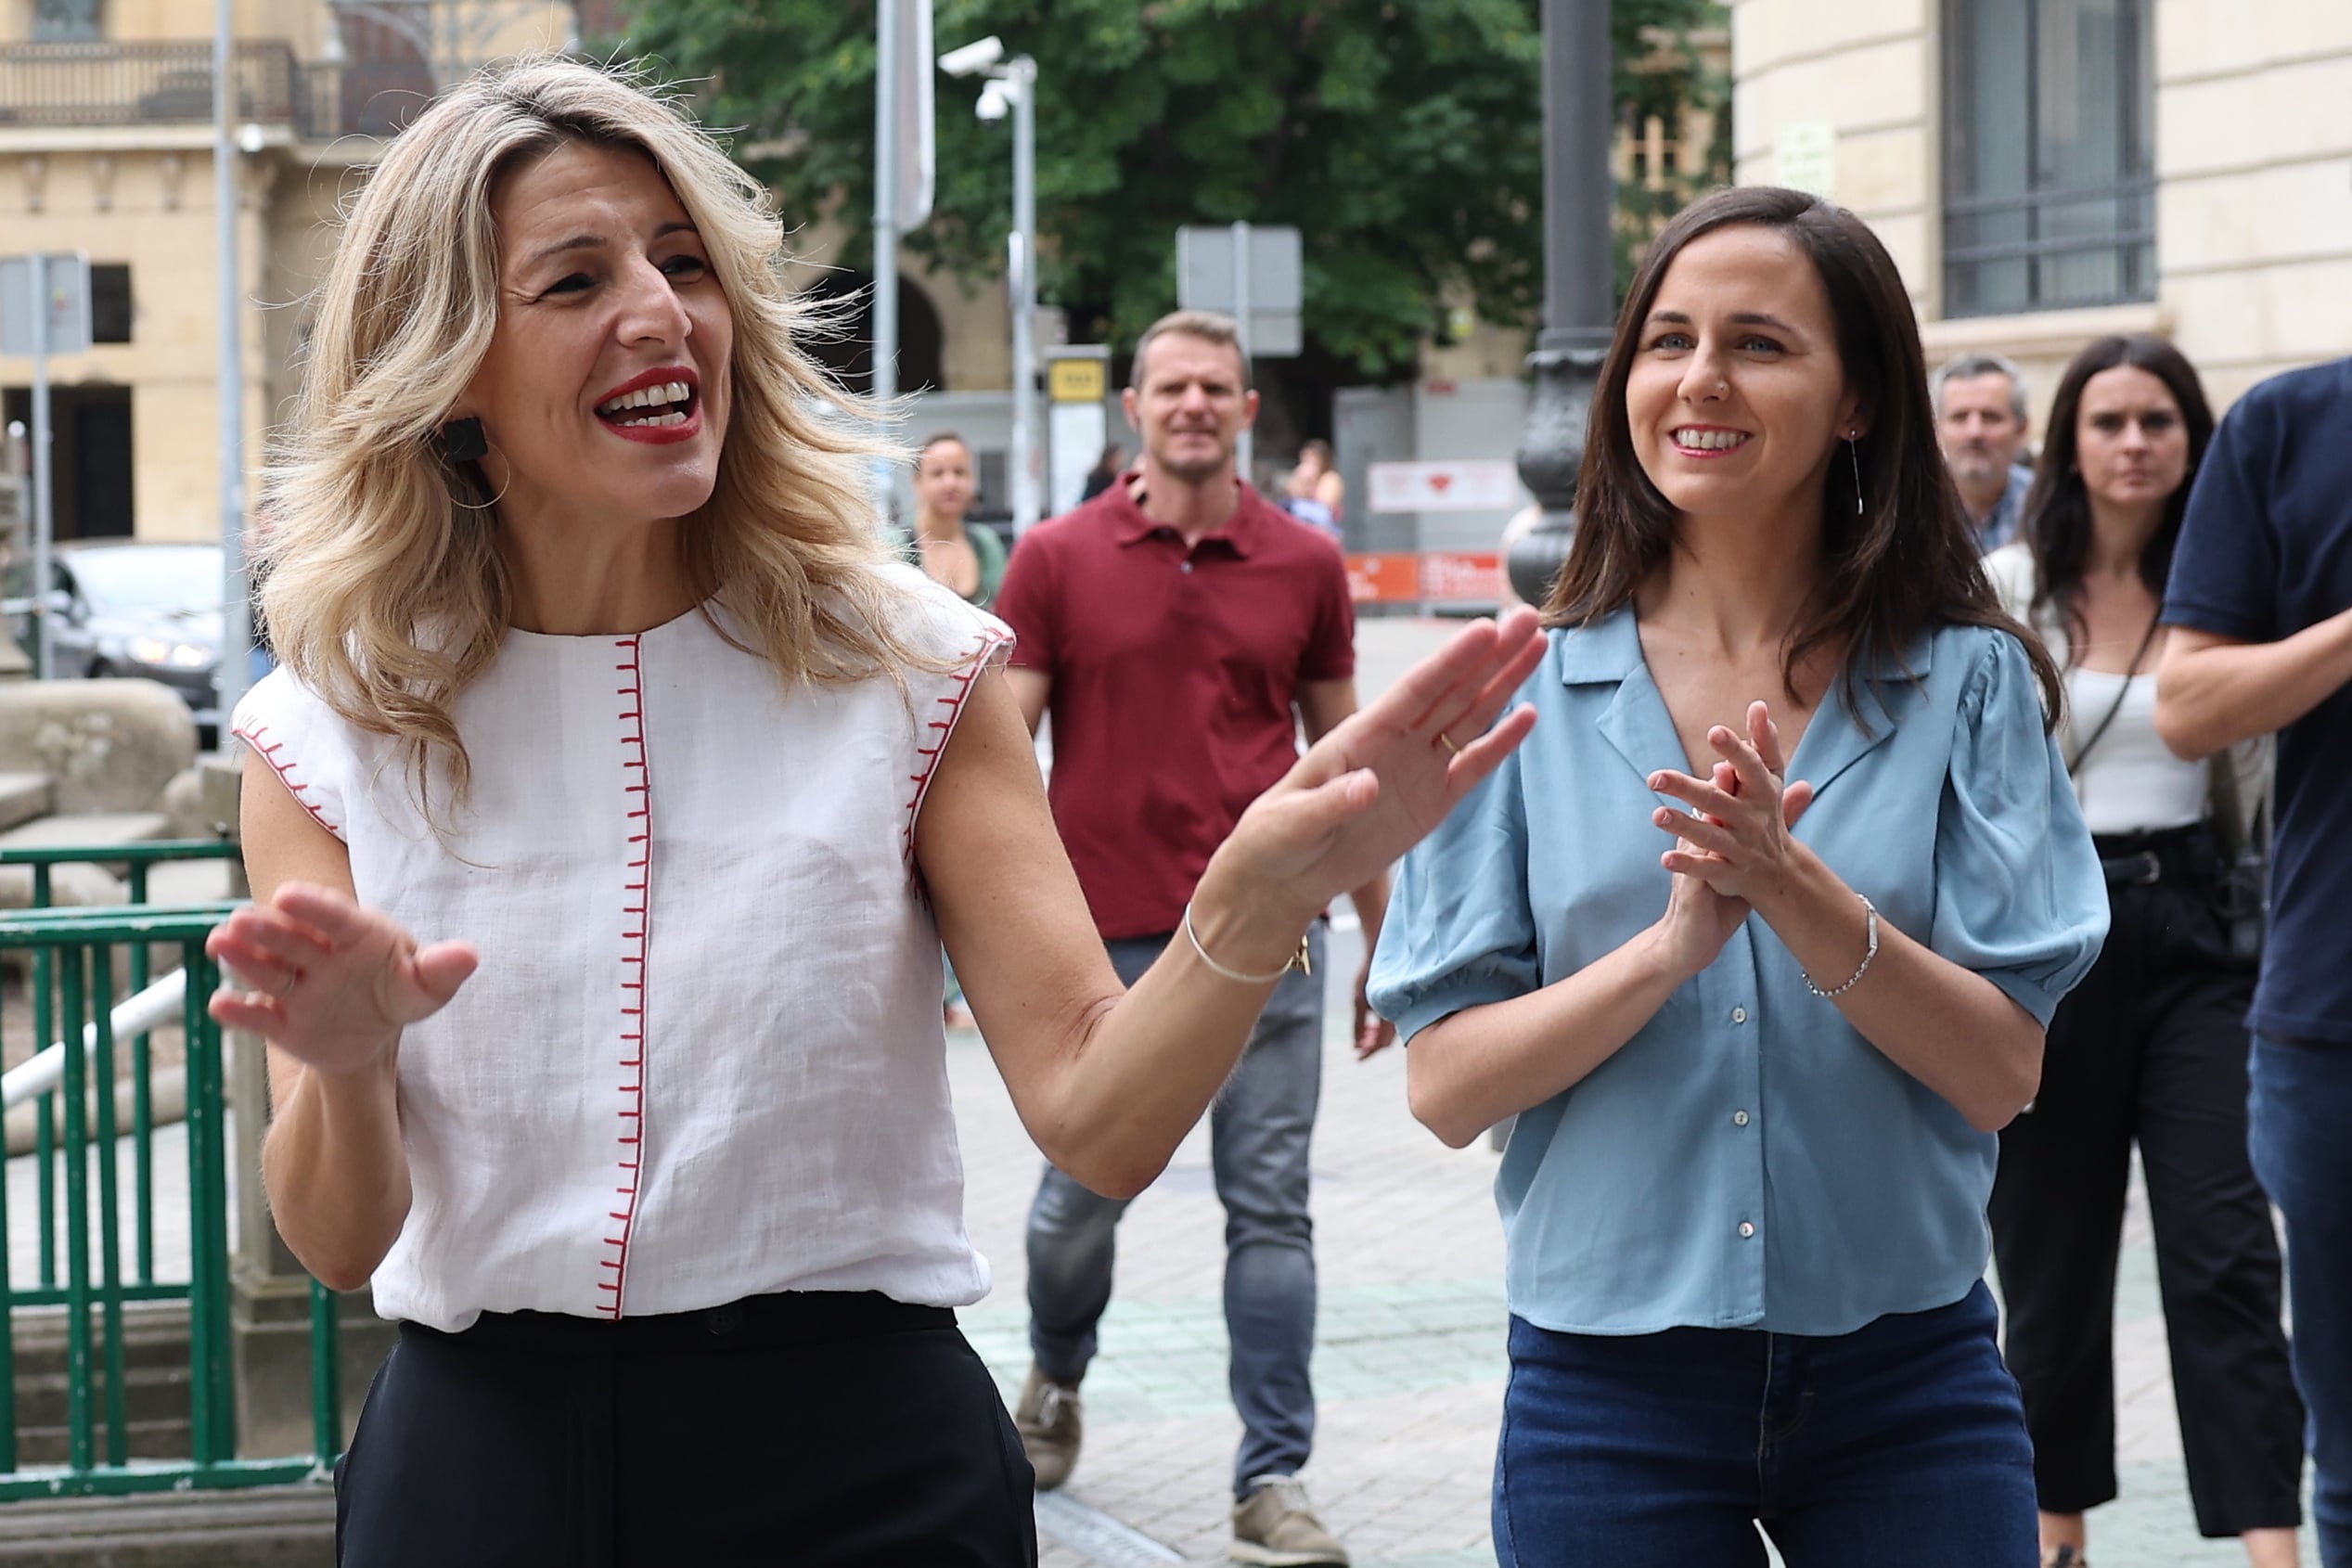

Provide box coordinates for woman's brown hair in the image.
[1541,185,2061,726]
[2022,333,2216,657]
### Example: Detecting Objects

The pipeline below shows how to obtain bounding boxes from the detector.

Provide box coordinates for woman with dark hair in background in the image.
[910,431,1005,610]
[1984,335,2303,1568]
[1370,184,2107,1563]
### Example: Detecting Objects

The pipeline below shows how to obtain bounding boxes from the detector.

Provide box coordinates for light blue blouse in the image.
[1368,609,2108,1338]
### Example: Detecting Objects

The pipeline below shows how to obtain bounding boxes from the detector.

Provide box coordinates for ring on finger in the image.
[1435,731,1461,756]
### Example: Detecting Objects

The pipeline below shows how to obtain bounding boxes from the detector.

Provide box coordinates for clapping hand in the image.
[1644,701,1818,977]
[1206,607,1547,927]
[208,883,479,1078]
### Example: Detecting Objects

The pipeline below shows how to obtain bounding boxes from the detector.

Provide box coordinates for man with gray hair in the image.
[1933,351,2036,550]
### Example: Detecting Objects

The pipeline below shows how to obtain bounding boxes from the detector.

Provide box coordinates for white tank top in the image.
[2062,666,2207,834]
[233,567,1010,1330]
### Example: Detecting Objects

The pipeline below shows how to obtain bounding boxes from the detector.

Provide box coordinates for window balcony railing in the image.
[0,40,431,140]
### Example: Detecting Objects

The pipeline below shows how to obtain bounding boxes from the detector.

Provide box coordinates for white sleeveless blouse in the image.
[232,567,1011,1331]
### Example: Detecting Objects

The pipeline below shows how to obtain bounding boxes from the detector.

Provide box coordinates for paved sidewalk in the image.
[943,616,2303,1568]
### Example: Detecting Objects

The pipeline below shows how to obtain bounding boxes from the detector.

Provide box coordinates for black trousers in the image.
[1989,827,2303,1537]
[334,1292,1037,1568]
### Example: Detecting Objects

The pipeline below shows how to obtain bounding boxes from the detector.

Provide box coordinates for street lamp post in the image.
[1509,0,1615,607]
[941,38,1041,534]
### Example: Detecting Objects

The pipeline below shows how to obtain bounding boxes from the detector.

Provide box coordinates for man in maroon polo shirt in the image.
[995,310,1386,1567]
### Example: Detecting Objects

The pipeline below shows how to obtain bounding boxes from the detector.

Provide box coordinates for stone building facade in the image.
[1730,0,2352,418]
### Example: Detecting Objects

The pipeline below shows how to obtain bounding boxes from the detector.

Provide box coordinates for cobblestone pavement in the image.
[945,616,2307,1568]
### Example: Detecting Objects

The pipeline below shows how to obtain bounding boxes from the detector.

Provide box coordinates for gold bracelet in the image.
[1181,899,1311,984]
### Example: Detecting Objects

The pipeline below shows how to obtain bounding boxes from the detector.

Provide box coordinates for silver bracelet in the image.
[1181,899,1310,984]
[1802,894,1879,999]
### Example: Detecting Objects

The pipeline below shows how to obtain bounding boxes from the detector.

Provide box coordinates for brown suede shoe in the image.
[1012,1365,1082,1491]
[1230,1474,1349,1566]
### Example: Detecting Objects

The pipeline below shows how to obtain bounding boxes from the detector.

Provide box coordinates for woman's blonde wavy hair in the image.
[260,54,929,814]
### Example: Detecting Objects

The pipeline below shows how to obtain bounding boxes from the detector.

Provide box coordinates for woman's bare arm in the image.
[919,613,1544,1197]
[206,751,475,1290]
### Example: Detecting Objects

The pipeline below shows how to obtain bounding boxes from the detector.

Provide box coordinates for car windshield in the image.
[67,547,222,615]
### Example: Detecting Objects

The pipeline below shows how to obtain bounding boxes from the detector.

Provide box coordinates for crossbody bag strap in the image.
[2066,610,2163,774]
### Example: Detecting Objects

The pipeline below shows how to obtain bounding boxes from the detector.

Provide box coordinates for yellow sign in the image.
[1048,358,1107,404]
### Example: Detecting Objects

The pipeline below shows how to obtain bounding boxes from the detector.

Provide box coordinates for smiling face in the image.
[2074,364,2189,514]
[1124,331,1258,486]
[1624,224,1862,529]
[456,139,733,533]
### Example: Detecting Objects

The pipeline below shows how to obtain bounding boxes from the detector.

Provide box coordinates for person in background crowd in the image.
[2159,349,2352,1568]
[1284,438,1346,541]
[210,59,1545,1567]
[1372,186,2107,1566]
[1934,350,2036,551]
[995,310,1391,1568]
[1984,334,2302,1568]
[1079,442,1126,502]
[911,431,1005,611]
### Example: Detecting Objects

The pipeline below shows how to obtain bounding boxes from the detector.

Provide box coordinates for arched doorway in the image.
[796,271,945,394]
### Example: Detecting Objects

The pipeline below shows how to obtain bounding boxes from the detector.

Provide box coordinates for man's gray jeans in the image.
[1024,924,1326,1497]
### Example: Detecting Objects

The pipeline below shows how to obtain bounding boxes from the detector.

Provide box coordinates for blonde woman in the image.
[207,58,1542,1566]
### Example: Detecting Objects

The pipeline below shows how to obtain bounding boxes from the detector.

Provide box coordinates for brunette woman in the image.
[1370,186,2108,1565]
[910,431,1005,610]
[1985,334,2304,1568]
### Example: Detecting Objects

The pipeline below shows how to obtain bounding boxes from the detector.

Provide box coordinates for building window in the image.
[90,265,131,345]
[31,0,102,42]
[1942,0,2154,317]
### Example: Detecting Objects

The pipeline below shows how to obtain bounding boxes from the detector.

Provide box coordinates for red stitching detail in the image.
[901,628,1011,868]
[233,724,343,841]
[598,635,653,1319]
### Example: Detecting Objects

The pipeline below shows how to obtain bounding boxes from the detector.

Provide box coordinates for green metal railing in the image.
[0,844,344,1497]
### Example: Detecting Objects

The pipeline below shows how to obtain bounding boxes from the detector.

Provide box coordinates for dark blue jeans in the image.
[1025,926,1324,1497]
[2250,1034,2352,1567]
[1495,1281,2037,1567]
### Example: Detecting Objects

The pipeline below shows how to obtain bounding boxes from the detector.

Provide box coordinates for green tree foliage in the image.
[616,1,1725,380]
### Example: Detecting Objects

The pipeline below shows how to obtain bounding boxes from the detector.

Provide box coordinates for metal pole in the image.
[1230,220,1252,489]
[214,0,251,735]
[870,0,902,532]
[873,0,900,412]
[28,253,52,681]
[1508,0,1615,608]
[1009,59,1038,533]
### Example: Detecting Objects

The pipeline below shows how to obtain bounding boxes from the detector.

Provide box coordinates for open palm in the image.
[207,882,479,1078]
[1219,608,1546,911]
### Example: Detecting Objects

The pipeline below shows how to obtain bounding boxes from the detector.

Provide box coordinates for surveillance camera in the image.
[975,80,1011,121]
[937,36,1005,77]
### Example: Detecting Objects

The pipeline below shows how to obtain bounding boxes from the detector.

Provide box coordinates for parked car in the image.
[45,541,225,738]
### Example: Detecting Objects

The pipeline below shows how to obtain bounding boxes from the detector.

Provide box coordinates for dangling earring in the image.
[1845,432,1864,517]
[438,417,489,463]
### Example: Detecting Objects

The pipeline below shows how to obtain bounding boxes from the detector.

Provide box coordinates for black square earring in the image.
[439,417,488,463]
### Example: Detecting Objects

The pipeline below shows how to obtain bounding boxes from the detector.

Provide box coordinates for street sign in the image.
[1048,356,1106,404]
[1176,224,1303,357]
[0,253,91,356]
[1367,460,1523,515]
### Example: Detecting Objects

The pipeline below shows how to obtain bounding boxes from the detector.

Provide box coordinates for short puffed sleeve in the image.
[1366,741,1541,1045]
[230,668,360,842]
[1930,631,2109,1026]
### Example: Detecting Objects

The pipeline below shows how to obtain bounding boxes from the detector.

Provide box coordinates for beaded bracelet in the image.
[1802,893,1880,999]
[1181,900,1311,984]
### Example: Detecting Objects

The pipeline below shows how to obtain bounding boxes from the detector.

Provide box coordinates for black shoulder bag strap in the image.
[2066,610,2163,774]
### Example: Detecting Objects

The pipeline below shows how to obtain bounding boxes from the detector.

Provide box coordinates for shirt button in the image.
[1179,560,1194,573]
[1733,1110,1751,1127]
[1738,1221,1756,1239]
[1730,1006,1748,1024]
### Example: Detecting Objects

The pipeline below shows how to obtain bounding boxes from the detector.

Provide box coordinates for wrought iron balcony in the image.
[0,40,431,140]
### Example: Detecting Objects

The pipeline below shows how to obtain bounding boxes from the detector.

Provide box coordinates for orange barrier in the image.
[1344,551,1506,605]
